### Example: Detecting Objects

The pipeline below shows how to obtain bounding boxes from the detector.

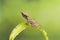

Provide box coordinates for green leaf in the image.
[9,23,29,40]
[39,29,48,40]
[9,23,48,40]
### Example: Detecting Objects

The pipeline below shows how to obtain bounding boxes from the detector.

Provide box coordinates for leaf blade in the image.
[9,23,28,40]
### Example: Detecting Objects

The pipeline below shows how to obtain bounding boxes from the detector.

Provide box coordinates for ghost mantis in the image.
[9,11,48,40]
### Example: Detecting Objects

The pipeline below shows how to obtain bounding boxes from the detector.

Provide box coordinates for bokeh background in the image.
[0,0,60,40]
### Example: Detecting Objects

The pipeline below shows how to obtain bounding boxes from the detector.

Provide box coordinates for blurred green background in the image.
[0,0,60,40]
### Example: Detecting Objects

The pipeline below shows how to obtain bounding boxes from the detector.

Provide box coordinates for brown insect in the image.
[21,11,40,27]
